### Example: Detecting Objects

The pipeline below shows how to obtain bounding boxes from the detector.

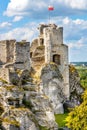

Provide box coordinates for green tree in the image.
[66,90,87,130]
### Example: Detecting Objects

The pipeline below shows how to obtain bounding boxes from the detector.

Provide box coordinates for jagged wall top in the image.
[38,24,63,45]
[0,40,30,70]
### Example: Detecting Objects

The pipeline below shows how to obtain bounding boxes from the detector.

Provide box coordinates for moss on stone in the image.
[3,117,20,127]
[3,85,15,91]
[69,65,76,73]
[39,125,49,130]
[0,104,4,116]
[0,78,8,83]
[37,45,45,50]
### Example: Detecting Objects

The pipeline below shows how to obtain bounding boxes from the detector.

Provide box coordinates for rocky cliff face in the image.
[40,63,66,114]
[0,68,58,130]
[63,65,84,111]
[69,65,84,104]
[0,64,84,130]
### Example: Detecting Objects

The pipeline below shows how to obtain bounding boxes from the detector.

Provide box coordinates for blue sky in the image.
[0,0,87,62]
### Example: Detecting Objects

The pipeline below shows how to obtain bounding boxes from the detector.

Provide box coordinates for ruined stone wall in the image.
[58,45,69,98]
[0,40,16,64]
[0,40,30,83]
[44,26,63,63]
[50,27,63,45]
[0,40,7,64]
[0,68,10,82]
[6,40,16,63]
[14,42,30,70]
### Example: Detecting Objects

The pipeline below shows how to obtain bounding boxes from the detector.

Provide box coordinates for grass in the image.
[55,113,68,127]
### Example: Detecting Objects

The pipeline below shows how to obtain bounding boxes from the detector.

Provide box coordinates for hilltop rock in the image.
[0,73,58,130]
[69,65,84,104]
[23,82,58,130]
[69,65,84,95]
[2,108,39,130]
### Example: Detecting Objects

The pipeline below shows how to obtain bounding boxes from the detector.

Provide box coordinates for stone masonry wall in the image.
[0,40,7,64]
[6,40,16,63]
[14,42,30,70]
[0,40,16,64]
[0,40,30,83]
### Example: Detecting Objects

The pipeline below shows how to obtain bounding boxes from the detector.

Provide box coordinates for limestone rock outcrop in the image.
[63,65,84,111]
[40,63,66,114]
[69,65,84,95]
[69,65,84,104]
[2,108,38,130]
[24,83,58,129]
[0,70,58,130]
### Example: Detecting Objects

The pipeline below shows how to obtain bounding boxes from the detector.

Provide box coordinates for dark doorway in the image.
[30,52,33,58]
[53,54,61,65]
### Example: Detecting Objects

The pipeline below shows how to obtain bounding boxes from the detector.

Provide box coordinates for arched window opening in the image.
[53,54,61,65]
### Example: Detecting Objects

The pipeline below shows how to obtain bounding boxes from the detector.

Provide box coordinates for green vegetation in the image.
[22,99,32,109]
[55,113,68,127]
[3,85,15,91]
[64,65,87,130]
[3,117,20,127]
[0,78,8,84]
[18,41,26,45]
[39,126,49,130]
[0,103,4,126]
[75,66,87,89]
[37,45,44,50]
[0,104,4,116]
[66,90,87,130]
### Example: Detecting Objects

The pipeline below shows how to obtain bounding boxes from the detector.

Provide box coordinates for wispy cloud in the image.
[0,22,12,28]
[0,22,38,41]
[13,16,23,22]
[4,0,87,19]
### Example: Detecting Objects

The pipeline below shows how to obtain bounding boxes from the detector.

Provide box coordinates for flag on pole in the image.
[48,6,54,11]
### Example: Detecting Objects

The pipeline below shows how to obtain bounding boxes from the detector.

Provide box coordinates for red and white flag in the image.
[48,6,54,11]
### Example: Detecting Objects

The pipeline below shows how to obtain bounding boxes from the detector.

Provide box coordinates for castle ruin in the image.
[30,24,69,98]
[0,40,30,82]
[0,24,69,98]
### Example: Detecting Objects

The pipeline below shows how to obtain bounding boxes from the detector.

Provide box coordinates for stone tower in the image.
[38,24,69,98]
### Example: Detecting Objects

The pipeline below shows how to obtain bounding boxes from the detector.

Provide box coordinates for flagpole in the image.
[49,10,50,24]
[48,6,54,24]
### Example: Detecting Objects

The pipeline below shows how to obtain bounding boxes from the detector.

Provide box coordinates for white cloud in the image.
[0,22,12,28]
[54,17,87,41]
[0,23,38,42]
[64,0,87,10]
[4,0,87,18]
[13,16,23,22]
[67,40,85,49]
[4,0,47,17]
[53,0,87,10]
